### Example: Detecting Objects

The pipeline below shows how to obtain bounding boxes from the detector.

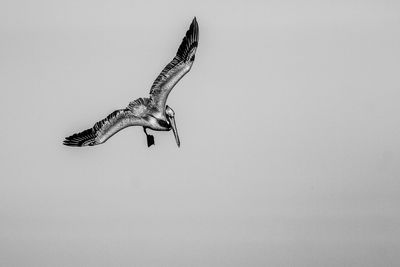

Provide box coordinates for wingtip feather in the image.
[63,128,97,147]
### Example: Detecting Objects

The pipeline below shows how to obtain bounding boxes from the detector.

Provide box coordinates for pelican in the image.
[63,17,199,147]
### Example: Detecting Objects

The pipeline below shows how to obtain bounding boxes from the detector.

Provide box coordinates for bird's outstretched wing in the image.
[149,17,199,111]
[64,101,148,146]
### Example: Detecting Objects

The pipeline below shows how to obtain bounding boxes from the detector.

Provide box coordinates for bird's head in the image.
[166,105,175,118]
[166,105,180,147]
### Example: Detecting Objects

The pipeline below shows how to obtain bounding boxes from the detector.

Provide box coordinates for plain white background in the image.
[1,0,399,266]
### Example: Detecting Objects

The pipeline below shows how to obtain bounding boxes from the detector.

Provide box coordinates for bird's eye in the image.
[190,55,195,61]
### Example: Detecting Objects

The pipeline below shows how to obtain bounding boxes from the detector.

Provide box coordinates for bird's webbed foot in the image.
[146,134,155,147]
[143,127,155,147]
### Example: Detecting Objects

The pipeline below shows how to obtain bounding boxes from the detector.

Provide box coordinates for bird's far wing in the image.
[63,107,145,147]
[149,17,199,110]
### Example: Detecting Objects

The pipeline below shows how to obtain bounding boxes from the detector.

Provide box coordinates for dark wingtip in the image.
[63,140,78,147]
[63,128,96,147]
[192,17,198,30]
[63,139,71,146]
[176,17,199,60]
[63,136,80,147]
[63,137,74,146]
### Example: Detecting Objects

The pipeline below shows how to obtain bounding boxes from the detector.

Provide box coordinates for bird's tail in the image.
[63,128,97,147]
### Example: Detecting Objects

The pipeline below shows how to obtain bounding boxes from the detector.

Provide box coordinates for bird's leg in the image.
[143,127,155,147]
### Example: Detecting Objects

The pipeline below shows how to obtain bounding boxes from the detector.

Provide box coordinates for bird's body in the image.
[64,18,199,147]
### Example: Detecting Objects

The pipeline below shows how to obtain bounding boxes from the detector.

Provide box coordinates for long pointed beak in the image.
[170,116,180,147]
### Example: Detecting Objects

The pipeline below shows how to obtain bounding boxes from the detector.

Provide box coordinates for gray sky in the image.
[1,0,399,266]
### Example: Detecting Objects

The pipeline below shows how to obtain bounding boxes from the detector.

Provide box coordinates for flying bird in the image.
[63,17,199,147]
